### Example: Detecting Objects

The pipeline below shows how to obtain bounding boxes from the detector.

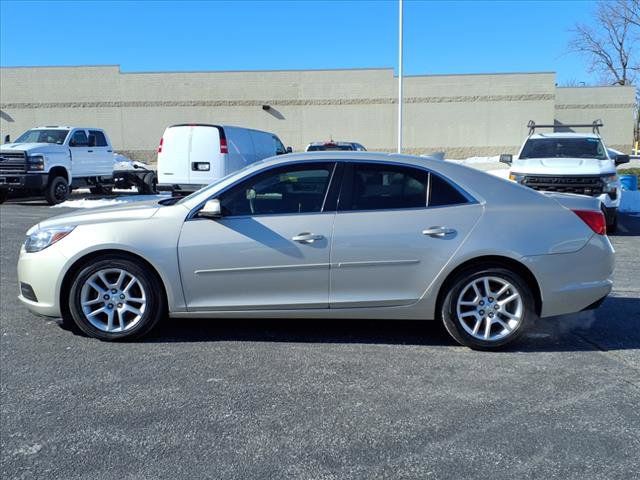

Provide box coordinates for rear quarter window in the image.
[428,173,469,207]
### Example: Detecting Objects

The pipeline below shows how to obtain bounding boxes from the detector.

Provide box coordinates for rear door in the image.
[329,162,483,308]
[88,130,113,176]
[157,126,191,185]
[189,126,222,186]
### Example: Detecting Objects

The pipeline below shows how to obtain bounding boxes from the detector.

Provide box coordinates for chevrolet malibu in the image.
[17,152,614,349]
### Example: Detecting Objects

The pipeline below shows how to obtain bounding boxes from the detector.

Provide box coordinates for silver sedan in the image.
[17,152,614,349]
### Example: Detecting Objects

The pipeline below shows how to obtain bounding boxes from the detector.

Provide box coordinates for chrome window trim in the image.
[186,157,478,221]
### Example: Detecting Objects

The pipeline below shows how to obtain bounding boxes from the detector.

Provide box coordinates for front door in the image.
[178,162,337,311]
[330,162,483,308]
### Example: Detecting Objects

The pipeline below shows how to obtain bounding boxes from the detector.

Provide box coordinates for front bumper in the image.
[17,244,68,317]
[523,233,615,318]
[0,173,48,190]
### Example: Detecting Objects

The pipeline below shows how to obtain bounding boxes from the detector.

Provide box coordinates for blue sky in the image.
[1,0,598,84]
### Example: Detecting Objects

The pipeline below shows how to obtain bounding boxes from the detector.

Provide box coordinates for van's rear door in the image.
[158,125,191,185]
[189,126,222,186]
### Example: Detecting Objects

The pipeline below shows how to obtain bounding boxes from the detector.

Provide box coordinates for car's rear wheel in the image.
[68,255,165,340]
[441,267,535,350]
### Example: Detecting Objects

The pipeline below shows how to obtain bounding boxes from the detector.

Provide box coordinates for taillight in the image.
[220,137,228,154]
[573,210,606,235]
[157,137,163,153]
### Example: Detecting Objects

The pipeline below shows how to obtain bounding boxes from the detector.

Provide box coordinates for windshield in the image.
[14,129,69,145]
[520,137,608,160]
[307,144,354,151]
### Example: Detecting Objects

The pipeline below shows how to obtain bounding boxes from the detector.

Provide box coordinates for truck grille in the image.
[522,175,604,196]
[0,151,27,174]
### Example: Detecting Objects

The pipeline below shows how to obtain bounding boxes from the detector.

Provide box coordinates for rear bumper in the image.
[0,173,48,190]
[523,234,615,318]
[157,182,205,193]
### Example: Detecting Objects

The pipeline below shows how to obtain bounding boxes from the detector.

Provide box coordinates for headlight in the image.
[27,154,45,171]
[601,174,618,193]
[509,173,525,183]
[24,226,75,252]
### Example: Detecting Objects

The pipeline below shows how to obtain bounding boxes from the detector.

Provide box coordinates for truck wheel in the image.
[0,190,8,204]
[45,176,69,205]
[141,172,157,194]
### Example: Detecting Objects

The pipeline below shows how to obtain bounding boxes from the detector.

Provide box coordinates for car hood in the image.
[511,157,615,176]
[33,200,163,232]
[1,143,65,155]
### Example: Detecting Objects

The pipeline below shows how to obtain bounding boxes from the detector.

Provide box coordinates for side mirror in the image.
[69,139,76,147]
[499,154,513,164]
[198,199,222,219]
[286,146,293,153]
[3,134,10,144]
[615,154,630,166]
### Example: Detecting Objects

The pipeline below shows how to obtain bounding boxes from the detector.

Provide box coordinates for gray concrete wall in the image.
[0,66,635,162]
[555,86,636,152]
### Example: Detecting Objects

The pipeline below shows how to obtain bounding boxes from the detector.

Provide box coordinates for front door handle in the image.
[292,232,324,244]
[422,226,456,238]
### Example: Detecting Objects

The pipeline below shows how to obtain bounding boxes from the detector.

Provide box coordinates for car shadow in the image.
[58,295,636,353]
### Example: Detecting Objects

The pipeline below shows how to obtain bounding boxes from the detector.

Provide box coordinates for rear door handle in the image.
[87,150,93,153]
[422,226,456,238]
[292,232,324,244]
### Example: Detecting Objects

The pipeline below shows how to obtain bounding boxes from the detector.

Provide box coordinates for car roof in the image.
[262,151,443,168]
[529,132,601,140]
[307,141,356,146]
[31,126,103,131]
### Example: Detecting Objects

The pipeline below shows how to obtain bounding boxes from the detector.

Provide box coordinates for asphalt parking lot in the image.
[1,199,639,480]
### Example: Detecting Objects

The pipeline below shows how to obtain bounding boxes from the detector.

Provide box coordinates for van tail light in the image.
[220,137,228,154]
[572,209,606,235]
[157,137,163,153]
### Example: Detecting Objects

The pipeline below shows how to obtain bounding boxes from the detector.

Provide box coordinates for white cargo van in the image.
[156,124,291,193]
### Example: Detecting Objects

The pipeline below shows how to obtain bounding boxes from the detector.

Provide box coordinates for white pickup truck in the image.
[500,121,630,232]
[0,126,156,205]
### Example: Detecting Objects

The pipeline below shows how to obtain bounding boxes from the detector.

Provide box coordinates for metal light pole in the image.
[397,0,403,154]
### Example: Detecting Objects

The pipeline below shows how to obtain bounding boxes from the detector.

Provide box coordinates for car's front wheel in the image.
[68,255,165,340]
[441,266,536,350]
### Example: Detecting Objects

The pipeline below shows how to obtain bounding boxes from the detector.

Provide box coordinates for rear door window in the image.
[340,163,428,211]
[89,130,108,147]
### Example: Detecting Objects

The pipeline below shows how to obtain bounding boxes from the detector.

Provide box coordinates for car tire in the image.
[141,172,157,194]
[68,255,166,341]
[440,266,536,350]
[0,189,8,204]
[44,176,70,205]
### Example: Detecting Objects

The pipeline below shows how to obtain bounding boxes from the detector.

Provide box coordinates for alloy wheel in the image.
[455,275,524,342]
[80,268,147,333]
